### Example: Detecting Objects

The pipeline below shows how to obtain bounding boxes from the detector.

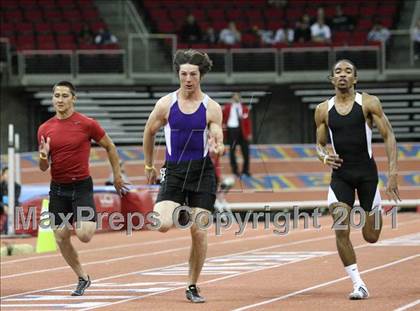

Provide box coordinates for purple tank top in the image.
[164,92,209,162]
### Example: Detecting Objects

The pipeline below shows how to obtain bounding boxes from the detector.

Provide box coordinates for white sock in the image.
[345,264,364,287]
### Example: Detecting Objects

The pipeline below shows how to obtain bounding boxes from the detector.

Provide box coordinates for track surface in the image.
[2,213,420,311]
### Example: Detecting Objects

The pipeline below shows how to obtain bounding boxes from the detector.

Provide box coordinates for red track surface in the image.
[1,212,420,310]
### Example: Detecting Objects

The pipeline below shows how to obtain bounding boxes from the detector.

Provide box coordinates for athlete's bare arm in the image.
[315,101,342,169]
[143,95,171,184]
[207,99,224,156]
[364,93,400,202]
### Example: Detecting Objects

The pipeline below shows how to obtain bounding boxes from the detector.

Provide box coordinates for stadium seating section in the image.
[143,0,399,49]
[0,0,119,50]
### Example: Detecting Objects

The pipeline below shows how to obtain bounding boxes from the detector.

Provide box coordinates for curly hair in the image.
[173,49,213,77]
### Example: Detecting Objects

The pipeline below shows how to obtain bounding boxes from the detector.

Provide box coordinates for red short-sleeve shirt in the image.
[37,112,105,183]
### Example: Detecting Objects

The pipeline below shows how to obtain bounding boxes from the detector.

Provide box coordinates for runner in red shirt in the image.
[38,81,128,296]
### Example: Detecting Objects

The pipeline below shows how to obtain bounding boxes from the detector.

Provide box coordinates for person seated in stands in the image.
[412,19,420,61]
[367,22,390,43]
[330,5,354,31]
[311,16,332,44]
[79,24,94,45]
[272,24,294,45]
[294,14,312,43]
[248,25,267,47]
[203,27,217,45]
[219,21,241,46]
[179,14,202,44]
[94,27,118,45]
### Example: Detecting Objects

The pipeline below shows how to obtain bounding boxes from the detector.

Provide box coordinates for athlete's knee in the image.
[157,221,172,232]
[77,233,93,243]
[335,227,350,241]
[54,233,70,246]
[363,231,380,243]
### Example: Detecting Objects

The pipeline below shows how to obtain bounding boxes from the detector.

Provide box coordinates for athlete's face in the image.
[179,64,201,92]
[52,86,75,115]
[331,61,357,90]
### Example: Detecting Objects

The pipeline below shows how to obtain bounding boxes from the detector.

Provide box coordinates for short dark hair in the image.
[53,81,76,96]
[330,59,358,78]
[173,49,213,77]
[1,166,8,176]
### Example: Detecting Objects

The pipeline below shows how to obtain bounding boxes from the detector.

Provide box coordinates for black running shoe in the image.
[186,284,205,303]
[71,275,91,296]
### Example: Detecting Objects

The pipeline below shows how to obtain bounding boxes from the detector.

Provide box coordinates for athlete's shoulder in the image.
[361,92,380,105]
[156,93,173,108]
[361,92,382,112]
[315,100,329,112]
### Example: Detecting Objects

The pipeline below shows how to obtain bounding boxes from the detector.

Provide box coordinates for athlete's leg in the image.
[188,207,210,286]
[75,221,96,243]
[153,200,180,232]
[358,181,382,243]
[54,226,88,280]
[330,202,355,266]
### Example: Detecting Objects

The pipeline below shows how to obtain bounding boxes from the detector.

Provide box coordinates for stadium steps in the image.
[292,82,420,141]
[34,89,269,145]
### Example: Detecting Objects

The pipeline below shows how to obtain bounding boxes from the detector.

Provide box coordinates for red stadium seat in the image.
[44,10,63,22]
[16,35,35,50]
[53,22,72,34]
[37,38,57,50]
[4,10,24,22]
[25,10,44,22]
[34,22,52,34]
[357,19,373,31]
[15,23,34,34]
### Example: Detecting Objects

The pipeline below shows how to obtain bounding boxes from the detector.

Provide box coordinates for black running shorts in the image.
[328,159,381,212]
[156,156,217,212]
[49,176,97,227]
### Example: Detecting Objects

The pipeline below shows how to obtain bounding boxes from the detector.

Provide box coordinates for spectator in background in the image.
[222,92,252,178]
[331,5,354,31]
[411,19,420,61]
[78,24,94,45]
[179,14,202,44]
[219,21,241,45]
[272,24,294,44]
[367,22,390,43]
[0,167,21,234]
[311,16,332,43]
[203,27,217,45]
[294,14,312,43]
[94,27,118,45]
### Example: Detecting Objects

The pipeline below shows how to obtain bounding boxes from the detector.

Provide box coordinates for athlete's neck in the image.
[335,88,355,104]
[56,109,75,120]
[179,87,203,101]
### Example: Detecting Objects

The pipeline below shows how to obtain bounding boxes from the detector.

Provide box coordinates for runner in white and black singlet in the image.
[315,59,401,300]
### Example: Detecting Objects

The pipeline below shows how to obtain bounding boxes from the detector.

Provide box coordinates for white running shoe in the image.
[349,284,369,300]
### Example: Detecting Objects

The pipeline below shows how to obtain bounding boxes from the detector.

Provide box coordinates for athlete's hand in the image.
[39,136,50,158]
[113,175,130,197]
[386,174,401,203]
[209,136,225,156]
[145,166,157,184]
[323,154,343,170]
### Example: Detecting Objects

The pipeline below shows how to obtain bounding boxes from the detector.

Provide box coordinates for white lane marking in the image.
[231,254,420,311]
[393,299,420,311]
[375,233,420,246]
